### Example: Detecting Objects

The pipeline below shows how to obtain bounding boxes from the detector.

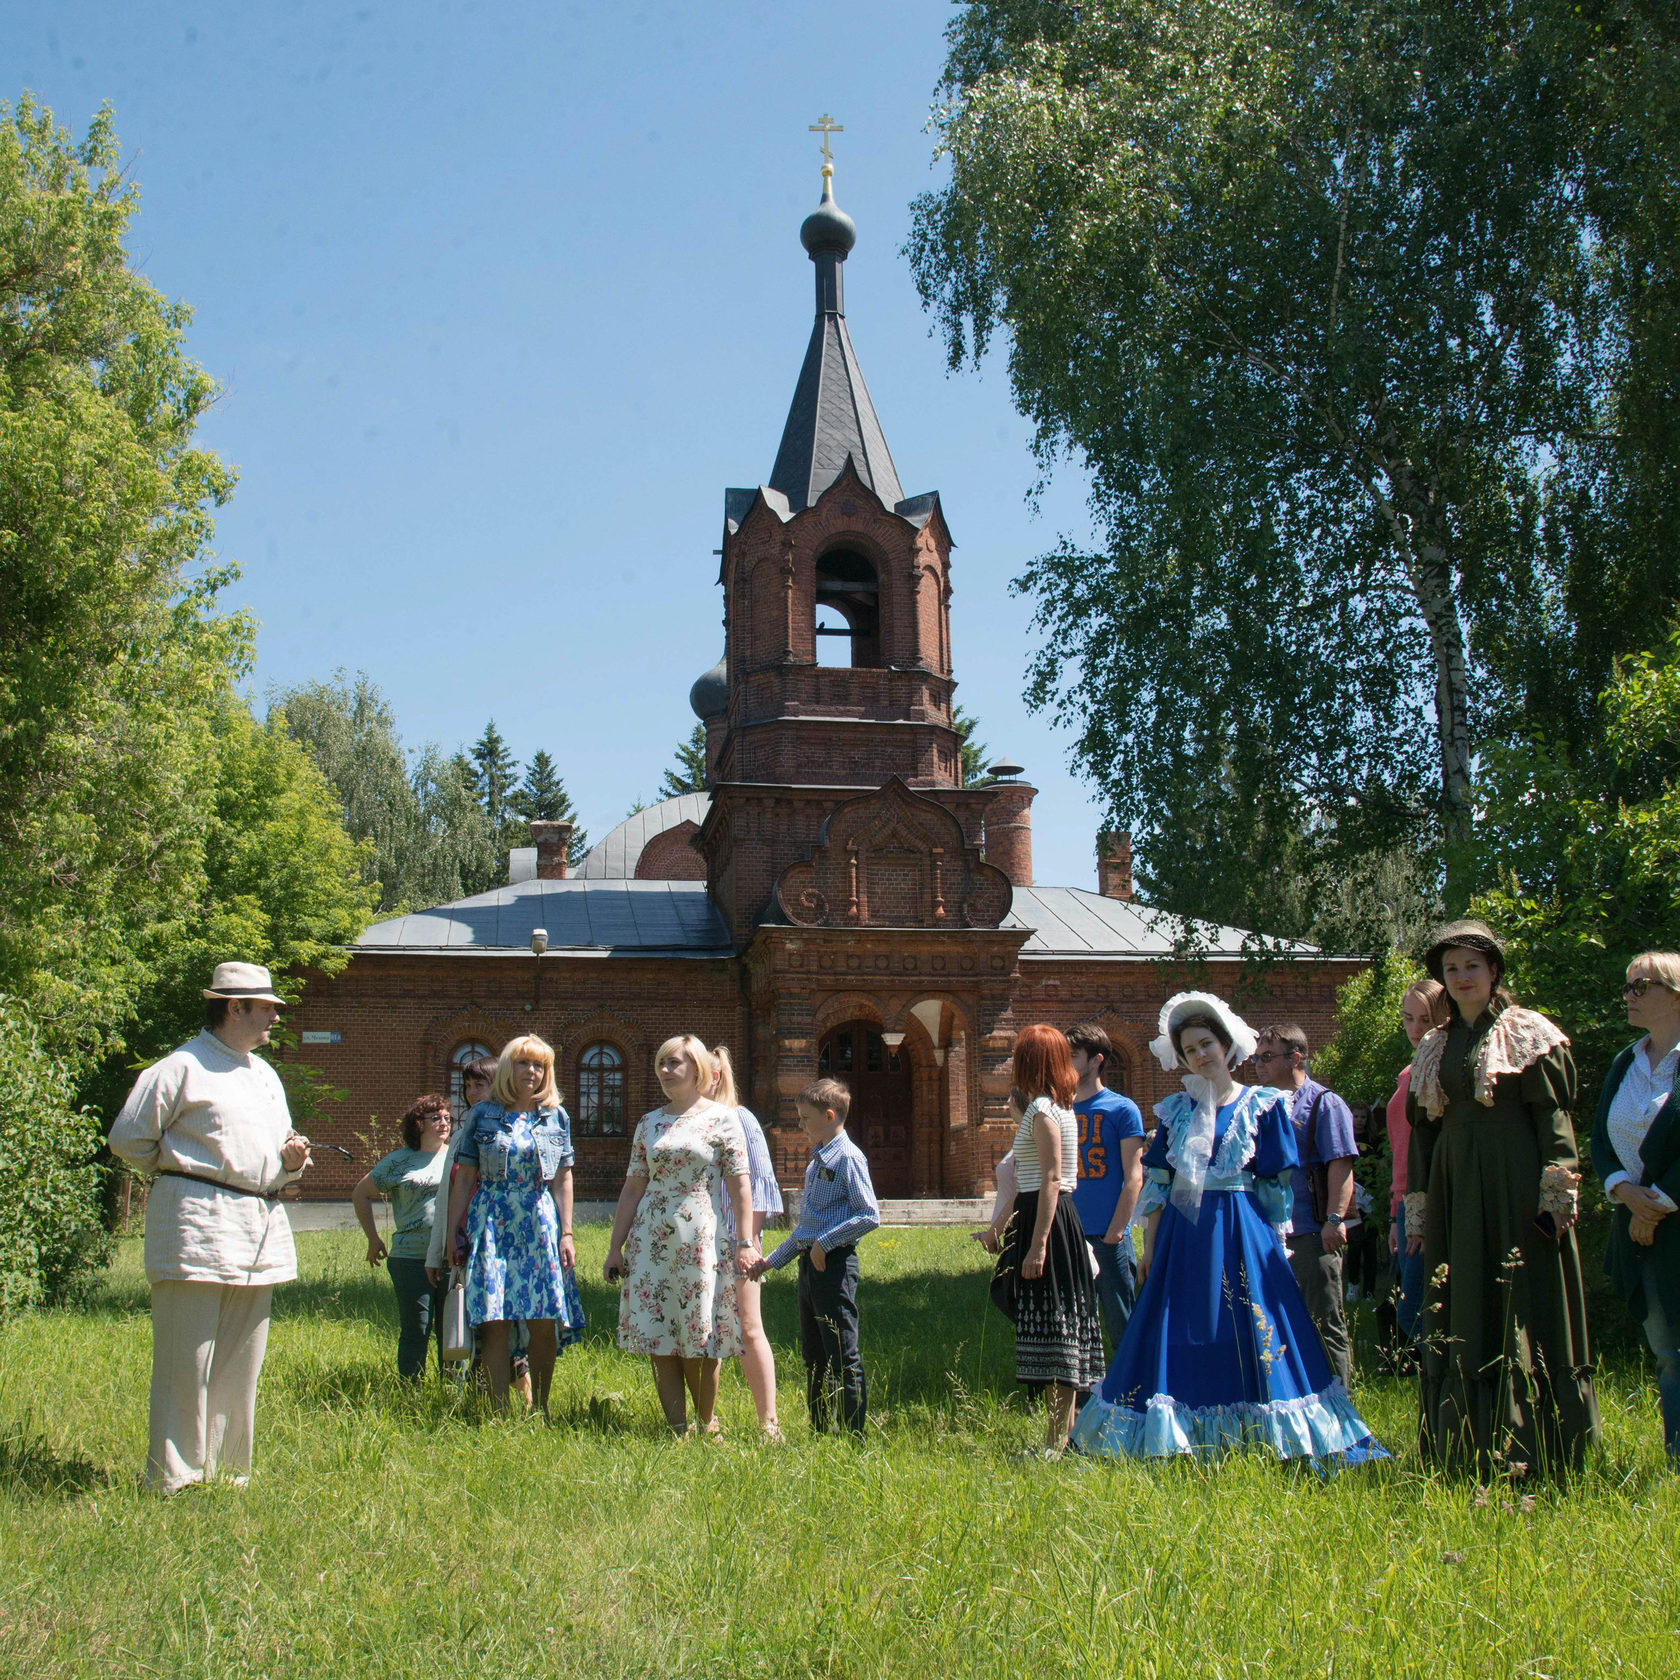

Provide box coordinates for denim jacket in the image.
[458,1103,574,1184]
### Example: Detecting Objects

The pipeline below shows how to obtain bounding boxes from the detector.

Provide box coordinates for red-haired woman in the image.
[988,1023,1105,1454]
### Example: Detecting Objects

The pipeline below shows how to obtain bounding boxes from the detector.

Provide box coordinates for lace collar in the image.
[1152,1084,1283,1178]
[1409,1006,1569,1119]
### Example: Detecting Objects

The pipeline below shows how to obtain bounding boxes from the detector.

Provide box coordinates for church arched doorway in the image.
[817,1019,912,1197]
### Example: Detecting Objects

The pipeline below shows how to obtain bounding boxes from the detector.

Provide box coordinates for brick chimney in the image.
[530,820,574,880]
[1097,831,1134,900]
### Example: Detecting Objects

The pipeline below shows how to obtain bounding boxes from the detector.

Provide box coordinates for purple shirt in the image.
[1284,1077,1358,1233]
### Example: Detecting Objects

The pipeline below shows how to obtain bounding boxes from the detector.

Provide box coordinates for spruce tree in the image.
[469,720,518,831]
[516,749,589,864]
[954,707,992,788]
[658,723,709,799]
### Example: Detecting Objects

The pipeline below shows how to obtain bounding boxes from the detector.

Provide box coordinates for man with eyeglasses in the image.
[1254,1023,1357,1390]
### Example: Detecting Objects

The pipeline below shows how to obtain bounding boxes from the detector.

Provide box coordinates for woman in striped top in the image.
[988,1023,1105,1455]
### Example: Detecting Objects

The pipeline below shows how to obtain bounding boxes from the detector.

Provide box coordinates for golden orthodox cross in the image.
[808,113,844,166]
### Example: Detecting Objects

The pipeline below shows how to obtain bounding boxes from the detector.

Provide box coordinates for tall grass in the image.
[0,1228,1676,1678]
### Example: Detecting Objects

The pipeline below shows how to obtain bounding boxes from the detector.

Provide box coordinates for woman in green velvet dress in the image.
[1404,920,1600,1475]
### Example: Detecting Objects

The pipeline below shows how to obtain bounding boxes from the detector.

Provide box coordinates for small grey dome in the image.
[689,655,728,720]
[800,188,856,258]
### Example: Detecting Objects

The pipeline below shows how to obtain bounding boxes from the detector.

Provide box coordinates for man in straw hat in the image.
[108,962,313,1492]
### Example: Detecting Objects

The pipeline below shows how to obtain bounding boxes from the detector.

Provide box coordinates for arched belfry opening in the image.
[814,547,881,668]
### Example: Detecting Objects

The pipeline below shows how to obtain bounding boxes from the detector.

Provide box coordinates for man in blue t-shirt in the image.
[1067,1022,1146,1357]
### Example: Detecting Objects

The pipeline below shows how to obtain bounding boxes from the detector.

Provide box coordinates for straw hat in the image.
[201,962,284,1003]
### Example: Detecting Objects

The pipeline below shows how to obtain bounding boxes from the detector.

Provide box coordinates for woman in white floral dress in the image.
[605,1036,757,1434]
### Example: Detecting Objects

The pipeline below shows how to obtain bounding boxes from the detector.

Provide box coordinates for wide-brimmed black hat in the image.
[1422,919,1505,984]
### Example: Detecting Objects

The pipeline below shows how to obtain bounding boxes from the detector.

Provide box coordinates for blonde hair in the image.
[1629,952,1680,992]
[708,1045,739,1108]
[1402,977,1451,1030]
[491,1034,560,1109]
[655,1034,717,1098]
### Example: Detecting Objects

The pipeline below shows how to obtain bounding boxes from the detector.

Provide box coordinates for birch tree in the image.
[910,0,1676,916]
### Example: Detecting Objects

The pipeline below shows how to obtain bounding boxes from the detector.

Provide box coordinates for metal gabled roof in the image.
[1005,887,1319,959]
[355,878,731,955]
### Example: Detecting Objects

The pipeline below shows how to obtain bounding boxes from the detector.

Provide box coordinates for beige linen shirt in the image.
[108,1030,300,1286]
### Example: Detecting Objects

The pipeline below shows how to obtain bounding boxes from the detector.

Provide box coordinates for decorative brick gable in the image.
[775,777,1012,929]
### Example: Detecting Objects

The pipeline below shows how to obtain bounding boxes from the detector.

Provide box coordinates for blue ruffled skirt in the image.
[1071,1188,1387,1462]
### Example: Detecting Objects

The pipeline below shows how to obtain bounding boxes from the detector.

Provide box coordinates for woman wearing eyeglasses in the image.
[1590,952,1680,1462]
[1404,919,1598,1475]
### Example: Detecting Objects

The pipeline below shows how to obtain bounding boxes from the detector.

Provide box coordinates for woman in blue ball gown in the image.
[1071,992,1386,1462]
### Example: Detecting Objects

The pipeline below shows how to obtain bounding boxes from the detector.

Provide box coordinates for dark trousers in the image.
[1089,1235,1137,1358]
[387,1257,444,1380]
[798,1247,866,1434]
[1392,1203,1427,1344]
[1287,1230,1353,1390]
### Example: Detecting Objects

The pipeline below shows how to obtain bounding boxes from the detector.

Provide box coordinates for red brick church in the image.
[288,165,1362,1202]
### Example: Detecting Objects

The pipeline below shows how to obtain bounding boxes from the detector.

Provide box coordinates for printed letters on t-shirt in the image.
[1076,1109,1108,1180]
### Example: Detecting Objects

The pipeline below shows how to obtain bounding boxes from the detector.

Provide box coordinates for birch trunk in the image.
[1384,462,1475,904]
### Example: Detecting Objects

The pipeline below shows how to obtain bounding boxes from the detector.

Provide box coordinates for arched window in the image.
[1103,1048,1131,1097]
[814,547,881,668]
[449,1041,493,1119]
[576,1042,626,1135]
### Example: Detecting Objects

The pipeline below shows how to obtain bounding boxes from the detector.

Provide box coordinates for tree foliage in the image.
[418,747,502,898]
[954,705,993,787]
[112,700,379,1072]
[0,95,249,1060]
[0,98,384,1307]
[470,721,518,832]
[0,1000,111,1315]
[1471,627,1680,1099]
[516,748,588,865]
[275,672,501,908]
[910,0,1680,930]
[658,723,709,801]
[1312,950,1423,1108]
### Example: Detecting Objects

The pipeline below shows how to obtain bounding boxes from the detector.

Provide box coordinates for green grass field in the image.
[1,1226,1676,1678]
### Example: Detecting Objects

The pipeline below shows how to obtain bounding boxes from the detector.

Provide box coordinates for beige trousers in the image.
[147,1279,272,1493]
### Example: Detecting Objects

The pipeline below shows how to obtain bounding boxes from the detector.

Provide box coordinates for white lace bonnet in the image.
[1147,991,1259,1073]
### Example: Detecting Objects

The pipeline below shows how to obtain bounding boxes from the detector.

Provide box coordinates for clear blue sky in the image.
[15,1,1109,889]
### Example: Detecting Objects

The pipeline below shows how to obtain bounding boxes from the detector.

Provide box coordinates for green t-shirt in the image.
[368,1146,448,1259]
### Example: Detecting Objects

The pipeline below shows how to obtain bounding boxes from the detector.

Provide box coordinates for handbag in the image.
[442,1268,472,1361]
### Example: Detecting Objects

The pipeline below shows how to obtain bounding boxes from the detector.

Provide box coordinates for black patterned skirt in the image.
[990,1190,1105,1391]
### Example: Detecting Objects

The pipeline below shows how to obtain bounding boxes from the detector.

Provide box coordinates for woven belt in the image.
[155,1168,282,1203]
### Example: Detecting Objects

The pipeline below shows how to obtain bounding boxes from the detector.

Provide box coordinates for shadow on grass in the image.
[267,1268,1016,1402]
[0,1421,114,1501]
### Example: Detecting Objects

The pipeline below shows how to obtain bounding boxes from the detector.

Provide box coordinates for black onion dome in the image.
[688,655,728,720]
[800,183,856,257]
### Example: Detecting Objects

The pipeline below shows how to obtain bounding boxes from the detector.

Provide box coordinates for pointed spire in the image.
[768,137,902,513]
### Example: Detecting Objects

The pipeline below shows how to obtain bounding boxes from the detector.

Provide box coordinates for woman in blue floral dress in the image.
[441,1035,584,1411]
[1072,993,1386,1463]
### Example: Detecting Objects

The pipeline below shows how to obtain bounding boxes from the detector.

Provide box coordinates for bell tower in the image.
[710,164,962,793]
[689,146,1034,944]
